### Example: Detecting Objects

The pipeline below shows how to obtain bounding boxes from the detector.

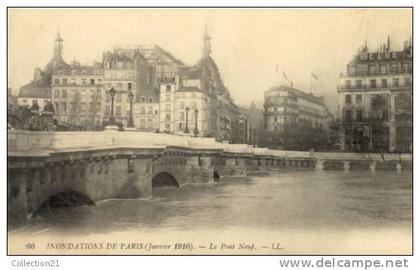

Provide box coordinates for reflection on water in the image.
[16,171,412,236]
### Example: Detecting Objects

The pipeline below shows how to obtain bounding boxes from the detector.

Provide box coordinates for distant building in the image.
[136,45,185,83]
[263,85,334,150]
[238,107,250,144]
[51,61,105,130]
[17,31,70,120]
[17,68,52,110]
[175,68,211,136]
[14,28,241,139]
[103,49,159,131]
[173,27,239,141]
[248,102,265,146]
[337,37,412,152]
[158,79,177,133]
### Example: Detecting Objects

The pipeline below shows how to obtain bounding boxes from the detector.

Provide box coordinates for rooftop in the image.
[266,85,326,106]
[18,82,51,99]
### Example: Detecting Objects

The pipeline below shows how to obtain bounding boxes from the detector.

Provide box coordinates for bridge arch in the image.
[34,190,94,215]
[152,172,180,188]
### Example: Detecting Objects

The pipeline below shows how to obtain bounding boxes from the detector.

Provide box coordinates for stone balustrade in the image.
[8,130,412,164]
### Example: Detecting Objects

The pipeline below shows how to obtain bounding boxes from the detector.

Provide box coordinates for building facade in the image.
[172,28,239,141]
[51,62,104,130]
[337,37,412,152]
[174,70,211,136]
[263,85,334,150]
[159,79,177,133]
[247,102,265,146]
[103,48,160,131]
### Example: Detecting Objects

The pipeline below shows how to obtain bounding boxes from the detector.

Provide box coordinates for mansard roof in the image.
[267,85,326,106]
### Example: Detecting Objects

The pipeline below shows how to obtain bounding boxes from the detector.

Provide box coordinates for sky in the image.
[8,8,412,113]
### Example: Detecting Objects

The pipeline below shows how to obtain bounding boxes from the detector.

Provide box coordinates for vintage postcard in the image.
[7,7,412,255]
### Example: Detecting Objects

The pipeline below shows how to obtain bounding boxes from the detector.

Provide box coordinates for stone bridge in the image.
[7,130,412,228]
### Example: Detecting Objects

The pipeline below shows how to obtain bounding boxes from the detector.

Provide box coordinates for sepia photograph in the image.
[6,7,412,256]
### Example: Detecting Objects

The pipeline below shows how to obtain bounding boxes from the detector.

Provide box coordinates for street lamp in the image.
[127,91,134,128]
[184,106,190,134]
[109,87,116,123]
[194,108,199,137]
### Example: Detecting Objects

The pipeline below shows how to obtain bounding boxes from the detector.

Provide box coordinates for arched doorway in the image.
[152,172,180,188]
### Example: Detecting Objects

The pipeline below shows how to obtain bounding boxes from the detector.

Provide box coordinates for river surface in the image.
[10,170,412,254]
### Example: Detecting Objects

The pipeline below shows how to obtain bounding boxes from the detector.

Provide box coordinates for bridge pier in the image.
[8,168,28,228]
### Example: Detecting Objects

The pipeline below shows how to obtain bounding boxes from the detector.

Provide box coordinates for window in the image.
[179,122,184,130]
[165,113,171,121]
[165,124,171,130]
[54,103,59,111]
[147,107,153,114]
[369,79,376,88]
[82,79,87,86]
[148,97,153,103]
[54,78,60,85]
[179,112,185,121]
[345,95,352,104]
[116,106,121,117]
[273,116,277,122]
[368,65,376,75]
[128,82,132,90]
[392,78,399,87]
[345,110,352,121]
[356,94,362,104]
[356,110,363,121]
[90,79,95,85]
[62,90,67,98]
[116,93,121,102]
[390,64,399,73]
[349,65,356,76]
[141,96,146,103]
[54,90,60,98]
[356,80,362,88]
[404,77,411,87]
[140,106,145,114]
[62,79,68,85]
[381,79,387,88]
[166,85,171,93]
[165,104,171,112]
[380,64,387,74]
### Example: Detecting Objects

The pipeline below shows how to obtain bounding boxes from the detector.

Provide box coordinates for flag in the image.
[282,72,289,81]
[311,72,319,80]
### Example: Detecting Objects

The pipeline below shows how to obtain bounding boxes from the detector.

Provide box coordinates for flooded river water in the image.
[10,170,412,254]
